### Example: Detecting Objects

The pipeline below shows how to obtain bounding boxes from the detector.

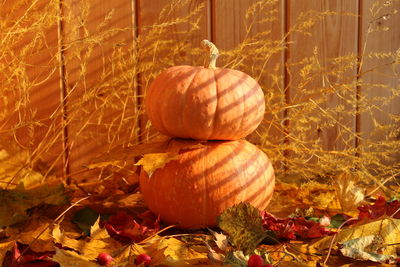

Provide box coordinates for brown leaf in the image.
[5,216,55,252]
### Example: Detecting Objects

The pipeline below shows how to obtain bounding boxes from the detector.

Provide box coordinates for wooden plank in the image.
[212,0,285,149]
[137,0,210,141]
[62,0,137,181]
[0,0,65,176]
[286,0,359,171]
[359,0,400,168]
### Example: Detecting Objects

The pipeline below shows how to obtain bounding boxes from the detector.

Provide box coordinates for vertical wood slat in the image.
[2,0,399,176]
[286,1,359,163]
[212,0,286,149]
[0,0,64,176]
[359,0,400,165]
[61,0,137,181]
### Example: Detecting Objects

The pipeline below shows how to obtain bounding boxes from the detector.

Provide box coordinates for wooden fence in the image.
[1,0,399,180]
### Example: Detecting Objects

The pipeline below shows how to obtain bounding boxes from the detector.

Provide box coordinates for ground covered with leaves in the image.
[1,146,400,267]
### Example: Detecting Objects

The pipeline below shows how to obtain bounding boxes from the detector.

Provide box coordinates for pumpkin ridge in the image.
[182,68,203,138]
[227,70,265,135]
[158,67,186,135]
[211,69,219,140]
[171,67,199,137]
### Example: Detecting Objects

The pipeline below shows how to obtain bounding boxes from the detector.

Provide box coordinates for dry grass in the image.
[0,0,399,195]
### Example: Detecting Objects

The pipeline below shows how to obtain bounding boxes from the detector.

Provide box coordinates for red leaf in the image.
[387,200,400,219]
[104,211,160,243]
[357,196,400,220]
[2,242,59,267]
[260,212,334,240]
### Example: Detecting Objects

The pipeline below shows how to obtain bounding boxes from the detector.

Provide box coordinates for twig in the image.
[17,196,90,261]
[323,217,358,266]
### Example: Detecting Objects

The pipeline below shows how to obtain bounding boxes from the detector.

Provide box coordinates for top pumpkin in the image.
[145,40,265,140]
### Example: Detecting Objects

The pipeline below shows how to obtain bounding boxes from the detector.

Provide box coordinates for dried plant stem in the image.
[17,196,90,261]
[323,217,358,266]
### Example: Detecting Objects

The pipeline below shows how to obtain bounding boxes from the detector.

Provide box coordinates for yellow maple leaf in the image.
[310,218,400,256]
[52,218,122,260]
[5,215,56,252]
[52,248,99,267]
[0,149,44,189]
[152,237,210,266]
[135,153,180,177]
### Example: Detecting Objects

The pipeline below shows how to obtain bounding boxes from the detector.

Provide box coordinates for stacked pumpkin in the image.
[139,40,275,229]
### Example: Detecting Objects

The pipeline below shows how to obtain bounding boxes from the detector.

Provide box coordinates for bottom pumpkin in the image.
[139,139,275,229]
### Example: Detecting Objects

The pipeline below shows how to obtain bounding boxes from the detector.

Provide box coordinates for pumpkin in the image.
[139,139,275,229]
[145,40,265,140]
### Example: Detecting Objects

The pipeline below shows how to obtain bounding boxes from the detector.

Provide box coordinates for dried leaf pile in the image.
[1,146,400,267]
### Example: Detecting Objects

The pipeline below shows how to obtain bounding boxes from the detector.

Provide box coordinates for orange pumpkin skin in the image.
[145,66,265,140]
[139,139,275,229]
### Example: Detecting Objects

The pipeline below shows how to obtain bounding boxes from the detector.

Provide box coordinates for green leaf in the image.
[0,183,69,227]
[217,202,266,255]
[223,251,248,267]
[329,214,349,228]
[72,207,100,236]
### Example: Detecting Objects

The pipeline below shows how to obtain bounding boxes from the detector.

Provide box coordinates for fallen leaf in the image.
[72,207,100,236]
[340,235,396,263]
[311,218,400,256]
[299,181,341,211]
[217,202,266,255]
[358,196,400,220]
[223,251,247,267]
[6,215,56,252]
[208,229,229,252]
[52,248,98,267]
[261,212,334,240]
[104,211,160,243]
[2,242,58,267]
[52,218,121,260]
[152,237,211,267]
[334,172,365,212]
[0,182,69,227]
[0,149,44,190]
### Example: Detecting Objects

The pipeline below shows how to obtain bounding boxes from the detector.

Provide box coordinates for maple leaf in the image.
[72,207,100,236]
[310,218,400,256]
[0,149,44,190]
[340,235,397,264]
[334,172,365,212]
[208,229,229,252]
[2,242,58,267]
[6,215,56,252]
[217,202,267,255]
[260,212,334,240]
[0,182,69,227]
[135,152,179,177]
[358,196,400,220]
[104,211,160,243]
[52,218,121,260]
[52,248,98,267]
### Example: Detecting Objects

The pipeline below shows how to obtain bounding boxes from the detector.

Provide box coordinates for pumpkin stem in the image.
[202,39,219,69]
